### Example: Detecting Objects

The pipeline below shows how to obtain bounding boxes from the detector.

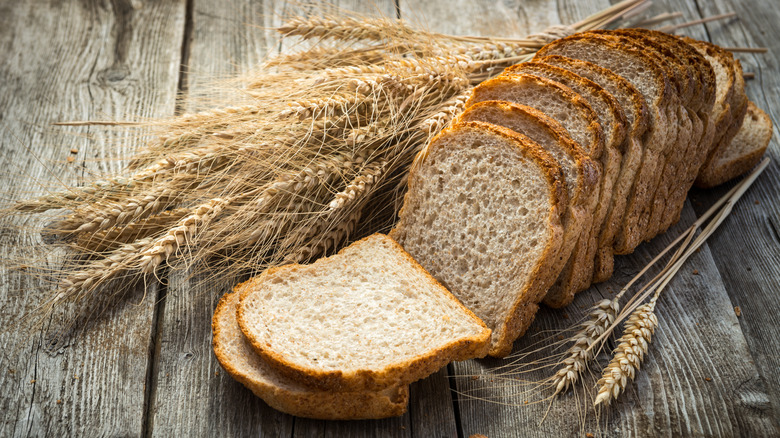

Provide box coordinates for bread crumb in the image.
[557,335,565,341]
[586,433,595,438]
[692,270,699,275]
[705,377,712,382]
[30,379,36,384]
[469,434,488,438]
[735,306,742,317]
[66,156,75,163]
[73,375,79,380]
[215,370,220,376]
[56,399,62,404]
[754,200,760,205]
[471,375,479,380]
[70,148,79,154]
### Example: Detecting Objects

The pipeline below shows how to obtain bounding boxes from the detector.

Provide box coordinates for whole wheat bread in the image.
[238,233,491,391]
[538,54,649,284]
[696,101,772,187]
[391,121,566,357]
[501,61,627,296]
[465,73,604,308]
[213,288,410,419]
[535,32,675,256]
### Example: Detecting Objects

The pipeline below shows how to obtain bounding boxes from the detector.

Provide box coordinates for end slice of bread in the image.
[238,233,491,391]
[695,101,772,187]
[391,121,566,357]
[212,289,410,419]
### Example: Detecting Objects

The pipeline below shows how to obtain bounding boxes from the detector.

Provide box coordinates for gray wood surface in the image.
[0,1,185,437]
[1,0,778,437]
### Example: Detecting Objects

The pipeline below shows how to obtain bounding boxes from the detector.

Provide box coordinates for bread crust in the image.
[237,233,492,391]
[213,288,410,419]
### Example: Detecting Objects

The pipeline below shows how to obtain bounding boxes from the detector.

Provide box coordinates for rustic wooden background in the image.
[1,0,778,436]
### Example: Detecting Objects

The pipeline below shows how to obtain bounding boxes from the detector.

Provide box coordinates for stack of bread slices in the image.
[213,30,772,419]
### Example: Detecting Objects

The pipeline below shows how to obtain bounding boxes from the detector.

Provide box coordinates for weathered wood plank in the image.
[685,0,780,425]
[0,0,185,436]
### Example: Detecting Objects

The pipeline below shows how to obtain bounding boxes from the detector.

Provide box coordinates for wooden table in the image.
[1,0,778,436]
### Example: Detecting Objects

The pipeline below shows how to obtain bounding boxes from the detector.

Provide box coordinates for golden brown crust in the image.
[466,74,605,160]
[237,233,491,391]
[213,289,410,419]
[696,101,764,188]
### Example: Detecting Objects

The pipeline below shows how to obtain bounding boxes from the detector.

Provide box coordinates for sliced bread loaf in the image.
[213,289,410,419]
[589,29,695,247]
[696,101,772,187]
[501,61,627,295]
[238,233,491,391]
[391,121,566,357]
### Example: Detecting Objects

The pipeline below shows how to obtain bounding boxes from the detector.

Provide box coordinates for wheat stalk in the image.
[594,300,658,406]
[551,298,619,396]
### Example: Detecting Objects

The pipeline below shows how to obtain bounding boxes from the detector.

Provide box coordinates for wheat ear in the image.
[551,299,619,396]
[594,300,658,406]
[75,208,189,253]
[139,197,229,273]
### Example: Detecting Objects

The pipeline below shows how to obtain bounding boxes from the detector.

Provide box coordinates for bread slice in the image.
[538,55,649,283]
[213,289,410,419]
[456,101,598,288]
[692,38,750,188]
[501,62,627,294]
[465,73,604,307]
[391,121,566,357]
[695,101,771,187]
[238,233,491,391]
[535,32,674,255]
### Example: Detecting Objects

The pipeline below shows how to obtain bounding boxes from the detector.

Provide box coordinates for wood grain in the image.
[2,0,779,436]
[686,0,780,427]
[0,0,185,436]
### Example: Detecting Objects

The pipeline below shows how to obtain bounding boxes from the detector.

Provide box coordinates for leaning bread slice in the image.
[696,101,772,187]
[213,289,410,419]
[391,121,566,357]
[456,101,598,283]
[692,38,750,188]
[238,233,491,391]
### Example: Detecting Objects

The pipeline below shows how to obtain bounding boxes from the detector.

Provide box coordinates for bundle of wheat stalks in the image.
[5,1,659,319]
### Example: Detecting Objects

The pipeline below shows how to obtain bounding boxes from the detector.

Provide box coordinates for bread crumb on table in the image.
[735,306,742,317]
[469,434,488,438]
